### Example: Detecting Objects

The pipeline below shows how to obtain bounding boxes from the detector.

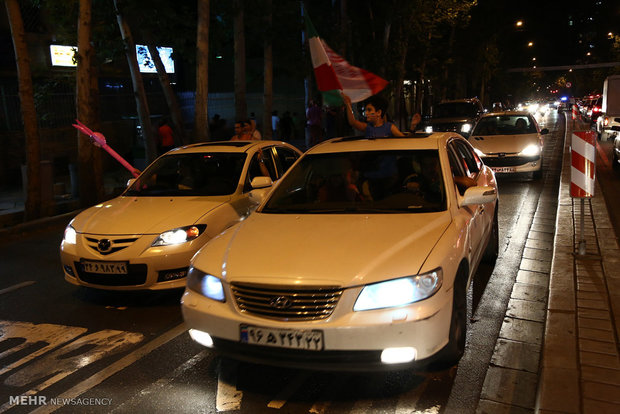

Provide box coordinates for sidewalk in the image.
[476,116,620,413]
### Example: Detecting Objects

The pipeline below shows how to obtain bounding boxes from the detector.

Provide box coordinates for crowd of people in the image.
[157,94,422,152]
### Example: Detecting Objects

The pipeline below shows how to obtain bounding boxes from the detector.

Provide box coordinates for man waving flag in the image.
[305,11,388,106]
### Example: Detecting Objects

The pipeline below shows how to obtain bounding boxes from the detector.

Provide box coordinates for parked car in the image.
[182,132,498,370]
[60,141,302,290]
[468,111,548,179]
[421,98,484,138]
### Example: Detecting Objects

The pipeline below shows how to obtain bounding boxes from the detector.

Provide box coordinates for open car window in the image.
[262,150,446,214]
[124,152,246,196]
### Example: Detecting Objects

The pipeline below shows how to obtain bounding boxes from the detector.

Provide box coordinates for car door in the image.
[448,138,488,270]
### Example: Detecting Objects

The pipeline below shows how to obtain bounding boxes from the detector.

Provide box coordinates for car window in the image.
[262,150,446,214]
[473,115,537,135]
[274,146,300,175]
[452,140,480,176]
[125,152,246,197]
[246,149,278,190]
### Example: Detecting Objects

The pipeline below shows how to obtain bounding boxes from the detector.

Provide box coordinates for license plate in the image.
[80,260,128,274]
[491,166,516,173]
[240,324,324,351]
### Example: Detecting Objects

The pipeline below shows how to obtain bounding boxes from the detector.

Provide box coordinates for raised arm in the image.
[343,94,368,132]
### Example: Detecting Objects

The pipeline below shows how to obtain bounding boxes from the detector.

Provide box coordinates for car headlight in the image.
[186,266,225,302]
[460,123,472,133]
[353,268,443,311]
[425,126,433,133]
[152,225,206,246]
[63,225,77,245]
[519,144,540,157]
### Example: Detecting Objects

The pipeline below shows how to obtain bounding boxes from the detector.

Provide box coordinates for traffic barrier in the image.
[570,130,597,198]
[572,104,578,120]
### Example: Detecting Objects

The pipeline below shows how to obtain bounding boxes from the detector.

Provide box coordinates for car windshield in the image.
[124,152,246,196]
[434,102,479,118]
[472,115,537,136]
[262,150,446,214]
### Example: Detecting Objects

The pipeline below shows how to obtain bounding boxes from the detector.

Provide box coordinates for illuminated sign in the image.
[136,45,175,73]
[50,45,77,67]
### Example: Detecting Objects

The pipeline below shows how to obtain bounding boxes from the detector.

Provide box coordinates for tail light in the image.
[603,117,610,127]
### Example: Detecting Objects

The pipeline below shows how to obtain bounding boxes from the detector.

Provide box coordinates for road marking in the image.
[267,371,310,409]
[110,349,211,413]
[0,321,86,376]
[0,281,35,295]
[28,322,187,414]
[216,359,243,412]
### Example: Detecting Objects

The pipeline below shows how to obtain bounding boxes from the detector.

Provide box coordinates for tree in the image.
[233,0,247,121]
[146,42,186,145]
[262,0,273,139]
[77,0,104,207]
[194,0,210,143]
[113,0,157,162]
[6,0,41,220]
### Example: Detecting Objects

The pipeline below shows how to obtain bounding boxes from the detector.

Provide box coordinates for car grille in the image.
[84,236,139,256]
[483,155,539,167]
[75,263,147,286]
[230,283,344,321]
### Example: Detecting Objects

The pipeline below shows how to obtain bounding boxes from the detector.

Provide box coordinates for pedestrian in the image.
[157,117,175,154]
[271,111,280,139]
[243,119,262,140]
[230,120,252,141]
[280,111,293,141]
[306,100,323,147]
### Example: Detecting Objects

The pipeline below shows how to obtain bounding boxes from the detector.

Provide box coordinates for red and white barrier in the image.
[570,130,597,198]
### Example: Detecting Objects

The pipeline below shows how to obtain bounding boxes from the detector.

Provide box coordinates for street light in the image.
[516,20,523,27]
[527,42,534,47]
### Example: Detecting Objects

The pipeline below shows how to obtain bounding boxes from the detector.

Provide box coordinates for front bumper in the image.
[60,233,207,290]
[181,286,453,371]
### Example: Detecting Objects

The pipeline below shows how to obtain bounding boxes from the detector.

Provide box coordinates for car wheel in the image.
[482,208,499,264]
[439,268,468,367]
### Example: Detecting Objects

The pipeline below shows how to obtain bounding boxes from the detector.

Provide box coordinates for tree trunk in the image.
[194,0,210,143]
[77,0,104,207]
[146,42,186,145]
[6,0,41,220]
[233,0,247,121]
[263,0,273,139]
[113,0,157,162]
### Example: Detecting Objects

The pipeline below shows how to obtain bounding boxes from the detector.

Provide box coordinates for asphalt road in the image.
[0,111,568,414]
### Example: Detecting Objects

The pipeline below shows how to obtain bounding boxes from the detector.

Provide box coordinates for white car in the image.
[182,133,498,370]
[60,141,302,290]
[468,111,548,179]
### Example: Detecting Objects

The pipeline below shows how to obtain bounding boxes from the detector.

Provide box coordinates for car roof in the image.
[305,132,461,154]
[163,140,292,155]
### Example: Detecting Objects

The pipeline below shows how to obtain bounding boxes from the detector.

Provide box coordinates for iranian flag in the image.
[305,13,388,105]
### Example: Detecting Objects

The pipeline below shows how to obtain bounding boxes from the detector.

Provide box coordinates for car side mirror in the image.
[250,176,272,189]
[126,178,136,187]
[460,186,497,207]
[541,128,549,135]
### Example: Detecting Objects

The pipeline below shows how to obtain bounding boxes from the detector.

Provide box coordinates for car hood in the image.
[469,133,540,154]
[71,196,229,235]
[195,212,451,287]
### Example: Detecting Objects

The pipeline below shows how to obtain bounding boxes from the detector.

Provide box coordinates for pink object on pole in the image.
[72,120,139,178]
